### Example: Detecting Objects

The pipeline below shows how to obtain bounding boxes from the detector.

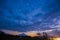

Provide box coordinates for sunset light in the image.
[0,0,60,40]
[54,38,60,40]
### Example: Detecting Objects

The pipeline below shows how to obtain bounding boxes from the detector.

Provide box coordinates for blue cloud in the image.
[0,0,60,32]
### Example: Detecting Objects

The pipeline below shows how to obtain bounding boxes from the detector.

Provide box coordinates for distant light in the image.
[54,38,60,40]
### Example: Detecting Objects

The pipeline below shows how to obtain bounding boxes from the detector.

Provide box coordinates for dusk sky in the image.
[0,0,60,33]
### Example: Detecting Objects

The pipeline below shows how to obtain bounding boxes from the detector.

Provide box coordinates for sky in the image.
[0,0,60,33]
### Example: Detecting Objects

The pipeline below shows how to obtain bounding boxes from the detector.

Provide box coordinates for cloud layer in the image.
[0,0,60,32]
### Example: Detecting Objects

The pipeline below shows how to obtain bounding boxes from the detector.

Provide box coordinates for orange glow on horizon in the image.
[53,38,60,40]
[25,33,37,37]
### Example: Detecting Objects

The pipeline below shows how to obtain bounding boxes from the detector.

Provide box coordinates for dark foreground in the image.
[0,31,50,40]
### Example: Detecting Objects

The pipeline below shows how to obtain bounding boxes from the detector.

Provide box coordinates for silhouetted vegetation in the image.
[0,31,50,40]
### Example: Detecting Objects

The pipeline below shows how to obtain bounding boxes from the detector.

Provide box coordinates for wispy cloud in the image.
[0,0,60,32]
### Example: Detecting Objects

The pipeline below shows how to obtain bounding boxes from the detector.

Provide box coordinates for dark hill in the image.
[0,31,50,40]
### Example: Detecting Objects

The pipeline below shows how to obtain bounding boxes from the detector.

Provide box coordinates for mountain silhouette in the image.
[18,33,27,36]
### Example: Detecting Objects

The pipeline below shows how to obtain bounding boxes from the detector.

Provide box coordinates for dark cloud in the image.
[0,0,60,32]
